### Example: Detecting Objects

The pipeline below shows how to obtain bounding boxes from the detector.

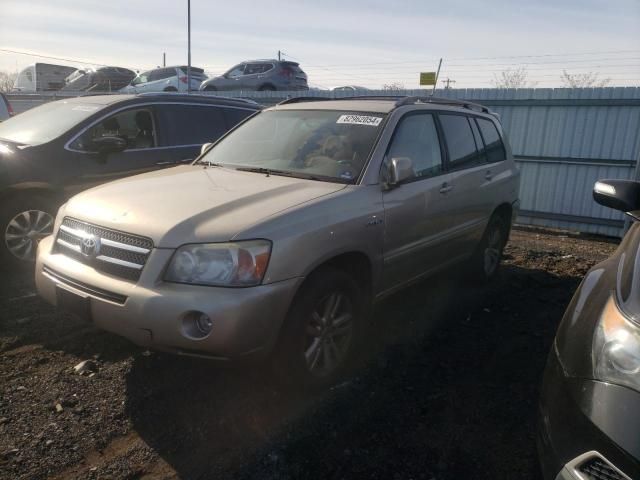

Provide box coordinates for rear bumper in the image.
[35,235,302,360]
[537,346,640,480]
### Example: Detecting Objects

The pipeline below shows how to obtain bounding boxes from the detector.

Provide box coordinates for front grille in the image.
[579,458,626,480]
[53,217,154,281]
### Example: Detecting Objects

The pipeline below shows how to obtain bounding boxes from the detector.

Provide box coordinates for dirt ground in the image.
[0,227,619,480]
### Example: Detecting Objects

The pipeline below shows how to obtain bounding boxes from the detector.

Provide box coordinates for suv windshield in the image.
[199,109,385,183]
[0,100,102,145]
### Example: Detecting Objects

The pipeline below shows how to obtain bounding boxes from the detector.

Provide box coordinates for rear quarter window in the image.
[476,117,507,163]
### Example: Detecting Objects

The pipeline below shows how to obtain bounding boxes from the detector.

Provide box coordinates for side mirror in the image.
[593,179,640,213]
[90,136,127,154]
[387,157,415,187]
[200,143,213,155]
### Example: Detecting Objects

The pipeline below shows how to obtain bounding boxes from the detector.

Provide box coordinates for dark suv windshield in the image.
[199,109,385,183]
[0,100,102,145]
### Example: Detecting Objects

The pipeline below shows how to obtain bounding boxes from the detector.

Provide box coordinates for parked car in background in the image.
[12,63,77,92]
[200,60,308,91]
[35,96,519,390]
[538,179,640,480]
[333,85,370,92]
[121,66,206,93]
[62,67,136,92]
[0,93,13,121]
[0,93,259,266]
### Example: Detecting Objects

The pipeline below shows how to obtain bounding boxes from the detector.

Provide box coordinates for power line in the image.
[0,48,113,67]
[305,49,640,68]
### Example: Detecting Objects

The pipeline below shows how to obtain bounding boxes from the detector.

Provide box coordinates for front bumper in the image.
[537,346,640,480]
[35,235,301,359]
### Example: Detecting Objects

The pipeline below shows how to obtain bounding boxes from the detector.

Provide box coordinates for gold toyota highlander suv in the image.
[36,96,520,389]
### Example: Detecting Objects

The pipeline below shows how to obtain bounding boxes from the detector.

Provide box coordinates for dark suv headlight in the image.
[593,296,640,392]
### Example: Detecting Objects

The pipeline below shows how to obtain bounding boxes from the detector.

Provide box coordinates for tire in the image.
[203,85,217,92]
[469,214,508,283]
[258,84,276,91]
[272,267,365,390]
[163,86,178,92]
[0,194,57,269]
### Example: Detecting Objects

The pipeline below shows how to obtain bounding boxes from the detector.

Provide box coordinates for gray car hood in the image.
[62,165,346,247]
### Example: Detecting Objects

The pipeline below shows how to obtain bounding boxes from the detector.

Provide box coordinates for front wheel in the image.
[272,267,364,390]
[203,85,217,92]
[1,195,56,268]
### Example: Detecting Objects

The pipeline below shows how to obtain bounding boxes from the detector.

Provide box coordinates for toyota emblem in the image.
[80,235,100,257]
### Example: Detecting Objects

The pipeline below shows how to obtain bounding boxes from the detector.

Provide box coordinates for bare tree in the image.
[0,71,17,93]
[382,82,405,91]
[491,67,537,89]
[560,70,610,88]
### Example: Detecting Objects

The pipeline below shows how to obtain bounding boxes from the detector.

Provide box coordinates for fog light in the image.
[182,310,213,339]
[195,313,213,335]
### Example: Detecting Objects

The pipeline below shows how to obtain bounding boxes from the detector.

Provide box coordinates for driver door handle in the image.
[439,182,453,194]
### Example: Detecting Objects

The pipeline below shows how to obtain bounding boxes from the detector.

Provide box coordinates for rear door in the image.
[381,112,455,292]
[63,105,171,195]
[154,103,249,163]
[437,113,495,256]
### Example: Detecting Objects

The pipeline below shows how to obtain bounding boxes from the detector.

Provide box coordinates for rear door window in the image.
[157,104,227,146]
[387,113,444,179]
[476,117,507,163]
[223,107,255,129]
[439,114,483,168]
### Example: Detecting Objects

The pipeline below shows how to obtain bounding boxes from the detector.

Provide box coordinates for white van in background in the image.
[12,63,77,92]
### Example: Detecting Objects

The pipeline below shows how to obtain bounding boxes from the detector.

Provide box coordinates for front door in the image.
[381,112,457,292]
[63,106,171,196]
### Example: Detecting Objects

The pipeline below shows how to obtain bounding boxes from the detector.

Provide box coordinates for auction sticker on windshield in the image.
[336,114,383,126]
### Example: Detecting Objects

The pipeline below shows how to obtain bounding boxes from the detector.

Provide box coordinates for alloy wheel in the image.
[304,291,354,377]
[483,225,503,277]
[5,210,54,261]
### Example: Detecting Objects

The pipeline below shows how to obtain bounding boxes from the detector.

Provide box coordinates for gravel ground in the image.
[0,227,619,480]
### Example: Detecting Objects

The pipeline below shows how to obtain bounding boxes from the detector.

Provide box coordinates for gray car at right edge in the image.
[35,96,519,389]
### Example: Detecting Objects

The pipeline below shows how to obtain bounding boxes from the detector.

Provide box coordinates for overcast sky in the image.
[1,0,638,88]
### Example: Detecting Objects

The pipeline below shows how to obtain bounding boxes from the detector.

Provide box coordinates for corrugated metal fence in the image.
[7,87,640,237]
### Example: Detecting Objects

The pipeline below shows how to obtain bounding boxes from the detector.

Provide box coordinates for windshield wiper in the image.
[235,167,352,184]
[235,166,296,178]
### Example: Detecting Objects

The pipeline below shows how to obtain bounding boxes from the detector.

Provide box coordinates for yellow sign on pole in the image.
[419,72,437,86]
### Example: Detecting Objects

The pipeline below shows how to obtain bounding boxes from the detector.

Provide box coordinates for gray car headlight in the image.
[593,296,640,392]
[164,240,271,287]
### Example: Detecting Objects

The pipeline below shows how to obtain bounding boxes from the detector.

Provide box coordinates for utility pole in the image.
[187,0,191,93]
[431,58,442,95]
[278,50,281,61]
[442,77,456,89]
[162,52,166,67]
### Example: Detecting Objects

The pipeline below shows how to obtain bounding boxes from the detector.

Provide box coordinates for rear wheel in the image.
[272,267,364,390]
[258,84,276,91]
[163,86,178,92]
[469,214,507,283]
[0,195,56,269]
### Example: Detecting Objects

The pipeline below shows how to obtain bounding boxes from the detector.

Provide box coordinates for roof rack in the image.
[277,96,332,105]
[394,96,491,113]
[276,95,491,114]
[136,92,259,105]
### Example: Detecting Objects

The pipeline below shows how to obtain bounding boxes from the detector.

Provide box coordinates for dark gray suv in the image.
[200,60,308,92]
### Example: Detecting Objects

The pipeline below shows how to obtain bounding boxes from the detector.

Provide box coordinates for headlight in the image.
[593,296,640,392]
[164,240,271,287]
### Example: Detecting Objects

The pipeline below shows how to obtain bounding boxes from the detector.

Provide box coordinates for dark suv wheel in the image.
[0,194,56,268]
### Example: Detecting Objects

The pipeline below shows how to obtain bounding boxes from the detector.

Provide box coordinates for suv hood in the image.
[62,165,346,248]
